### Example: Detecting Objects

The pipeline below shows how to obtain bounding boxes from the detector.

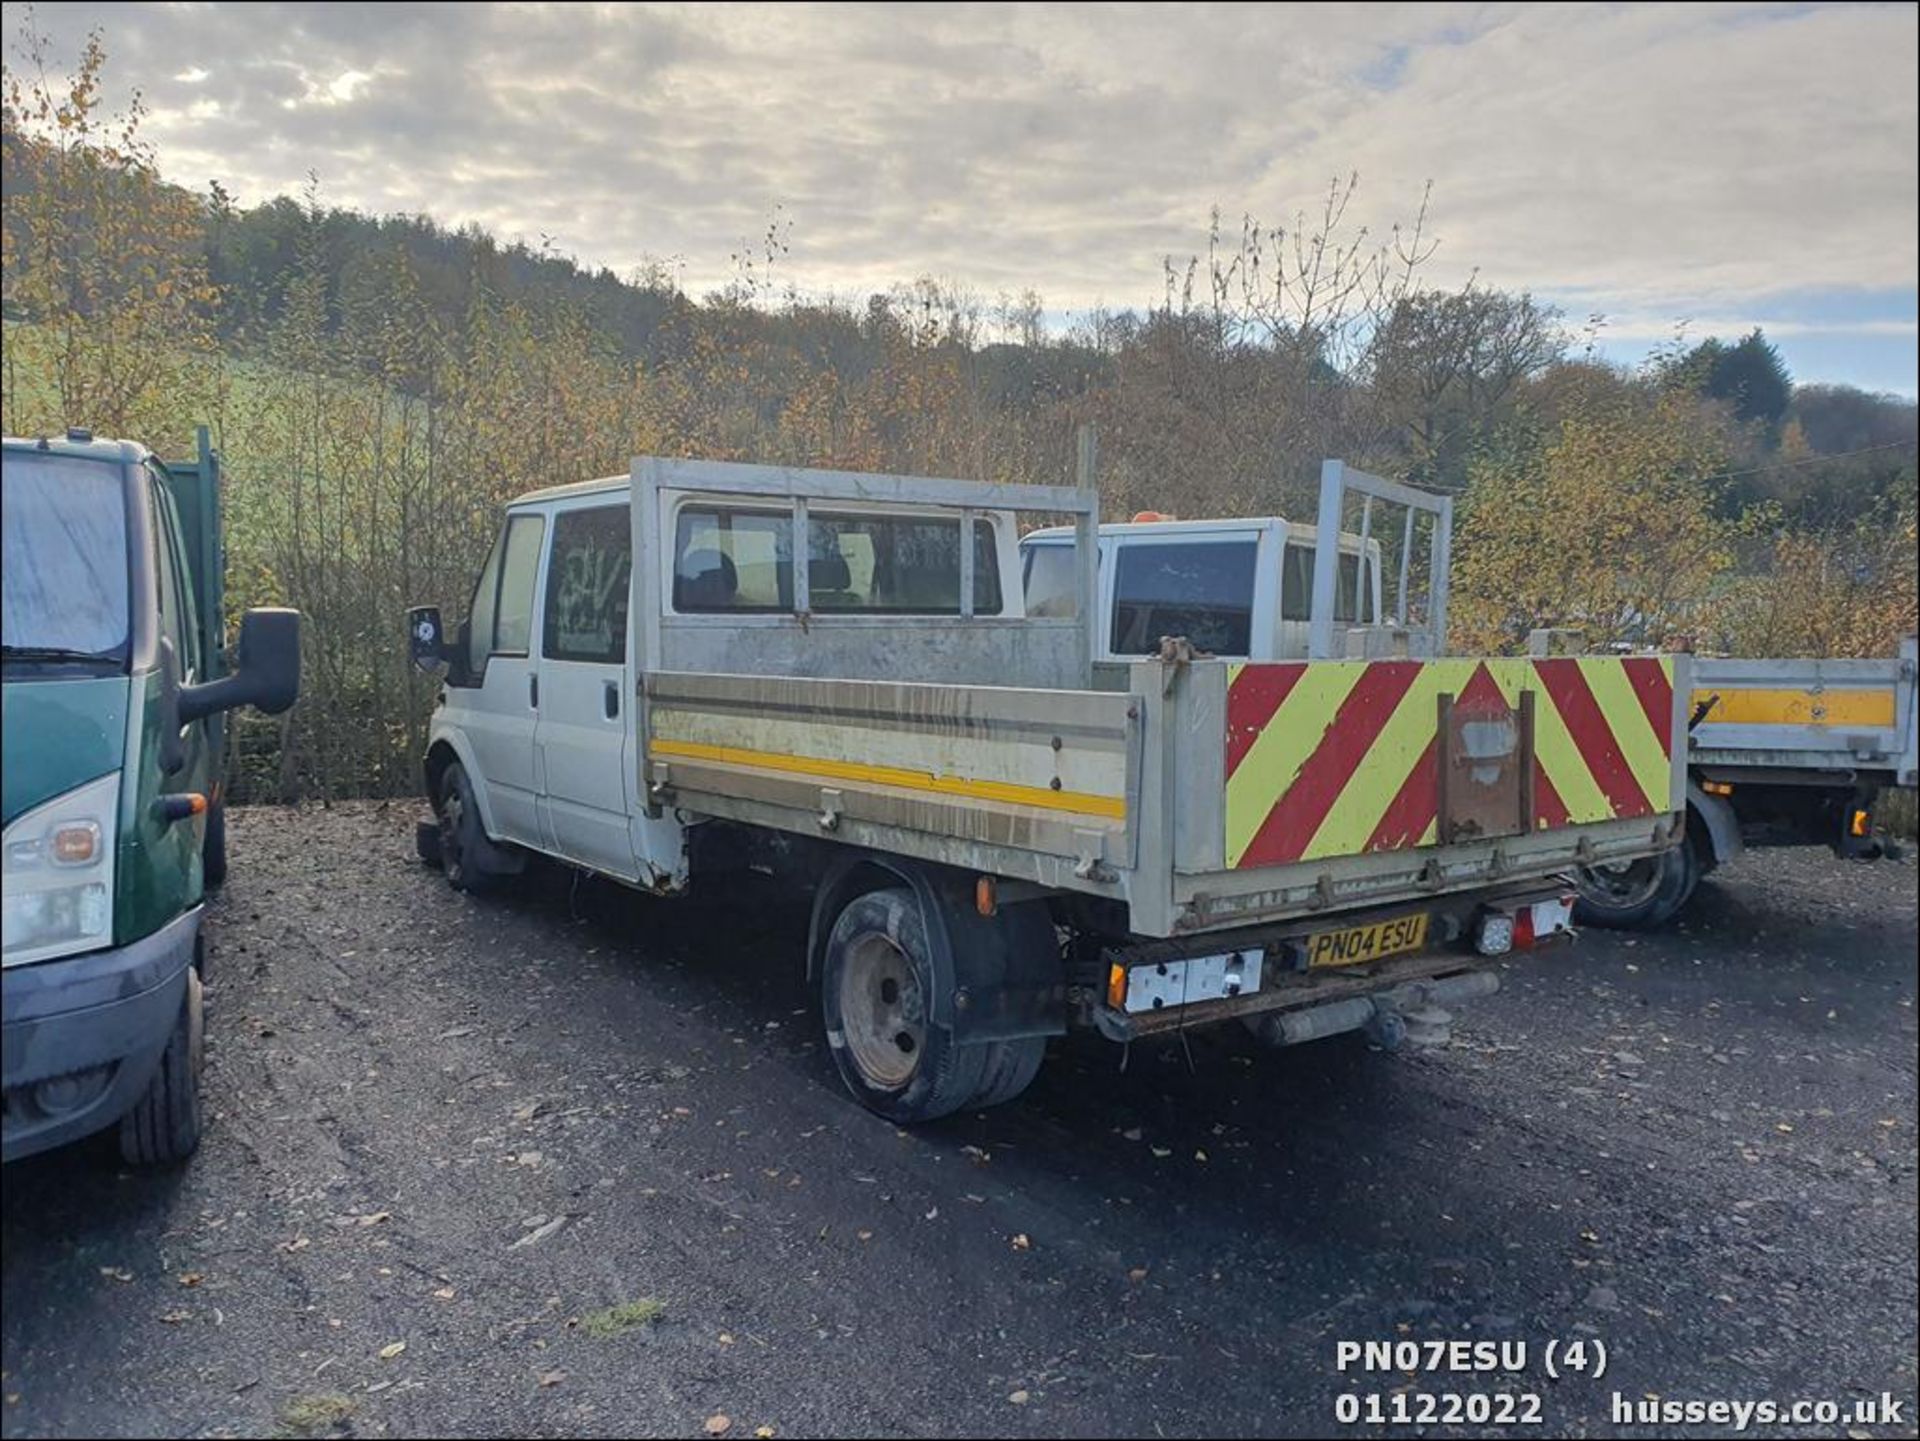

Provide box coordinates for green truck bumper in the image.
[1,907,199,1163]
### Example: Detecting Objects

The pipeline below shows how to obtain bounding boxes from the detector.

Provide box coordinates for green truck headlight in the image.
[1,772,120,966]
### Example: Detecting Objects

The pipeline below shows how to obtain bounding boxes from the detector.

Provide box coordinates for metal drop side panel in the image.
[644,670,1141,883]
[1690,640,1919,784]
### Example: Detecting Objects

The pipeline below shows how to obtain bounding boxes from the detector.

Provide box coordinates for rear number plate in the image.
[1306,913,1430,969]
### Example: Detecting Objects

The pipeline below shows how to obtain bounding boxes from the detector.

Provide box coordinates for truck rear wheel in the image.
[821,887,987,1123]
[119,968,204,1167]
[969,1036,1047,1108]
[1573,841,1700,930]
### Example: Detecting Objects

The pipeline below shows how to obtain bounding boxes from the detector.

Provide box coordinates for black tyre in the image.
[119,968,204,1167]
[821,887,986,1124]
[202,799,228,890]
[969,1036,1047,1109]
[437,762,506,894]
[1573,840,1701,930]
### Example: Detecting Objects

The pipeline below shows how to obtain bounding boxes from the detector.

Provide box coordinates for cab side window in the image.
[543,506,630,664]
[492,515,545,655]
[149,473,199,679]
[465,512,547,677]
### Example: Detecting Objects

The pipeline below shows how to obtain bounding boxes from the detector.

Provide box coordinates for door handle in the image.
[529,673,539,709]
[604,680,620,719]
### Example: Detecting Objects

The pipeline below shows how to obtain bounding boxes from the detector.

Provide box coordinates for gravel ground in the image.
[3,803,1915,1439]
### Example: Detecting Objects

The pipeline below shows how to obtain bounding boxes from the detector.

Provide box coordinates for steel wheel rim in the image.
[1580,856,1661,909]
[840,931,924,1091]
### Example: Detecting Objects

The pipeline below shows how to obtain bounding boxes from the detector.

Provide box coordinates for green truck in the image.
[2,426,299,1165]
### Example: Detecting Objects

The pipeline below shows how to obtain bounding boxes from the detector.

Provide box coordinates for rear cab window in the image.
[673,504,1002,615]
[1110,538,1257,656]
[673,507,793,611]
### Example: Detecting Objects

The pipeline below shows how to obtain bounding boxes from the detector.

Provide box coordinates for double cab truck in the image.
[2,427,299,1165]
[407,455,1687,1123]
[1022,482,1918,931]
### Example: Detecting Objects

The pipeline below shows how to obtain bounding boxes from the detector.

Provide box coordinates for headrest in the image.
[675,548,738,607]
[810,554,852,592]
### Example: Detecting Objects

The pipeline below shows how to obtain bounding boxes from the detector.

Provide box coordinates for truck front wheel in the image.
[119,968,204,1167]
[821,887,987,1123]
[436,762,511,894]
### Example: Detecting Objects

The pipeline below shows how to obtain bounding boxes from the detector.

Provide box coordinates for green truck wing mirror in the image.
[179,607,301,724]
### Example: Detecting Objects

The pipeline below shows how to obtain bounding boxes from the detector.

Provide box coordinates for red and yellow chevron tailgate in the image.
[1224,657,1676,870]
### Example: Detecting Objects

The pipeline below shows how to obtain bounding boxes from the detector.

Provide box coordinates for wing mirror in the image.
[408,605,447,671]
[179,608,302,724]
[408,605,474,685]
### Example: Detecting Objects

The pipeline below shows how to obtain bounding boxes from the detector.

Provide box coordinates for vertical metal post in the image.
[1430,494,1453,654]
[1308,459,1345,659]
[632,457,664,676]
[792,496,811,616]
[1074,424,1100,679]
[1354,494,1373,624]
[958,506,977,619]
[1397,506,1414,626]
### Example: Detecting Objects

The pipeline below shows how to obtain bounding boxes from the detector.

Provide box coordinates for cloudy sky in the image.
[25,1,1920,392]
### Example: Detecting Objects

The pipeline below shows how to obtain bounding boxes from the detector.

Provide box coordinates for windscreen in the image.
[1,452,131,664]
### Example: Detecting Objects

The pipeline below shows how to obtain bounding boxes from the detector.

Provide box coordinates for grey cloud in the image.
[14,1,1915,315]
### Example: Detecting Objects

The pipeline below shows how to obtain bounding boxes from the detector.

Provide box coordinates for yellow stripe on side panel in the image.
[1695,687,1896,728]
[649,738,1126,820]
[1224,664,1368,868]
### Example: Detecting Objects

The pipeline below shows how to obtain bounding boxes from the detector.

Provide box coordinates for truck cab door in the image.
[460,512,547,847]
[532,503,639,880]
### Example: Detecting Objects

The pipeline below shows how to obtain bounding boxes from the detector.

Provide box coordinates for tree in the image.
[1450,391,1748,652]
[1660,328,1792,426]
[1,20,222,443]
[1363,287,1566,489]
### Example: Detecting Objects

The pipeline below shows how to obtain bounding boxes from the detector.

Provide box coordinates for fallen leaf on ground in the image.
[1008,1389,1030,1405]
[704,1415,731,1436]
[178,1272,204,1287]
[377,1341,406,1360]
[432,1287,456,1300]
[538,1369,566,1387]
[356,1211,391,1227]
[508,1216,569,1250]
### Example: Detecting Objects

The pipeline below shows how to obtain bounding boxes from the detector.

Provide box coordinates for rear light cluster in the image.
[1474,894,1577,957]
